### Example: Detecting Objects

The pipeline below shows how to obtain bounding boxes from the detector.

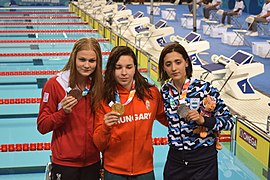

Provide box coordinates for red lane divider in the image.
[138,68,148,73]
[219,134,232,142]
[0,70,60,76]
[152,137,168,145]
[0,68,147,77]
[0,22,88,26]
[0,16,80,19]
[101,68,147,74]
[0,51,110,57]
[0,142,51,152]
[0,38,110,43]
[0,52,69,57]
[0,134,231,152]
[152,134,231,146]
[0,98,41,104]
[0,12,73,14]
[0,29,97,34]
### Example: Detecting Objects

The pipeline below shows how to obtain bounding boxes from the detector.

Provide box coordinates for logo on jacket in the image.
[146,100,150,110]
[190,98,200,110]
[43,92,49,102]
[56,173,62,180]
[117,113,152,124]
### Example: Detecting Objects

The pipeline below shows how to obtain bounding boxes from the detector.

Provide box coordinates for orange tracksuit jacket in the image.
[93,85,168,175]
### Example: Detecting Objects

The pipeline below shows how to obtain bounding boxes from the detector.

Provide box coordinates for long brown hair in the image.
[62,38,103,111]
[158,43,193,84]
[103,46,154,104]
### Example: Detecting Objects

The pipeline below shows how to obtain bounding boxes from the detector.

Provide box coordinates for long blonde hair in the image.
[62,38,103,111]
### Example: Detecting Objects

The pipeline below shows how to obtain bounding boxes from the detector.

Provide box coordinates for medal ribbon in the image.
[67,83,90,96]
[109,80,136,107]
[169,78,190,106]
[178,78,190,105]
[81,78,91,96]
[82,84,90,96]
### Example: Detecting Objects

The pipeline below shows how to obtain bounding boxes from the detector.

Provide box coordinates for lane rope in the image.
[0,22,88,26]
[0,16,80,19]
[0,98,41,104]
[0,38,109,43]
[0,142,51,152]
[0,12,73,14]
[0,29,98,33]
[0,135,232,152]
[0,68,147,77]
[0,51,110,56]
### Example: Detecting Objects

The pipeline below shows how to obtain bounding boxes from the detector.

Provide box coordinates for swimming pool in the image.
[0,7,262,180]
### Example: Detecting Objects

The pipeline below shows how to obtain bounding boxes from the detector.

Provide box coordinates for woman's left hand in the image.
[186,109,204,125]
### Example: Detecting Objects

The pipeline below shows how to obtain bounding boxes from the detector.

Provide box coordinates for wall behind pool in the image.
[222,0,265,14]
[0,0,70,7]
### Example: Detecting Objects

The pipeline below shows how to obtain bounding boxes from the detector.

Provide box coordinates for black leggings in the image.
[51,161,100,180]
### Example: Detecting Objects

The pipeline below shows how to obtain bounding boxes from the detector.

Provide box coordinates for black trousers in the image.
[163,147,218,180]
[51,161,100,180]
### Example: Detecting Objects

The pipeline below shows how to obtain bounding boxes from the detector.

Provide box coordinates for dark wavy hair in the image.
[103,46,154,104]
[158,43,193,83]
[61,38,103,112]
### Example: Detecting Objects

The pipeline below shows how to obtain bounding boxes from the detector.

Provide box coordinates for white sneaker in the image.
[218,23,224,27]
[249,31,259,36]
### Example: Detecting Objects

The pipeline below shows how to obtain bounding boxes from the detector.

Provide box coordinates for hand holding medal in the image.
[67,89,82,101]
[176,79,191,119]
[110,81,135,116]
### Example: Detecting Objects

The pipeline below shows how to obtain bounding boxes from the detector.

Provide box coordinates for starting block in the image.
[112,11,145,34]
[201,50,264,100]
[140,20,174,51]
[170,31,210,68]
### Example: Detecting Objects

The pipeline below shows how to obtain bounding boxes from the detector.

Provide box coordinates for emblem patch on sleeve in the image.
[146,100,150,110]
[43,92,49,102]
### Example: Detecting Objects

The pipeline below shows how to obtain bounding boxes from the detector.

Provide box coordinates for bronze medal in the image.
[111,103,125,116]
[68,89,82,100]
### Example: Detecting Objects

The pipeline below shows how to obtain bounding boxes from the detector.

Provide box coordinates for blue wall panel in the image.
[222,0,265,14]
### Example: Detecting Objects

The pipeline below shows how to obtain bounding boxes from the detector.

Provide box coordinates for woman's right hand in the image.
[104,111,120,127]
[61,96,78,113]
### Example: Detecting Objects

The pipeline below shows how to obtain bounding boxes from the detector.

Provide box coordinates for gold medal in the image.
[111,103,125,116]
[68,89,82,100]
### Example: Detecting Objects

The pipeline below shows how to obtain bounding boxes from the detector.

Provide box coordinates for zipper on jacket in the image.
[131,102,135,175]
[83,96,87,164]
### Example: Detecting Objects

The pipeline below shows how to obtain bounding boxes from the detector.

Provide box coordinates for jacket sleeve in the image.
[37,78,68,134]
[93,103,112,152]
[153,87,168,127]
[203,83,234,132]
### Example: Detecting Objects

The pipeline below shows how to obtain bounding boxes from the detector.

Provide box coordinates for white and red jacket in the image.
[37,71,100,167]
